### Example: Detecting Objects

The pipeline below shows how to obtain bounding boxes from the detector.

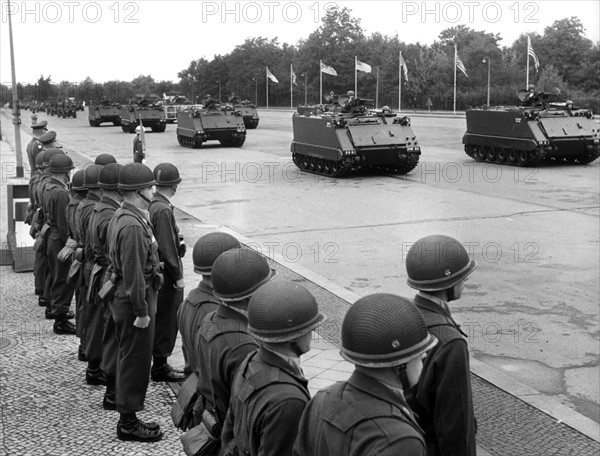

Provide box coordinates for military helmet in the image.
[118,162,156,191]
[406,235,477,291]
[99,163,124,190]
[212,248,274,302]
[193,232,241,275]
[48,154,74,173]
[528,84,535,90]
[35,150,48,169]
[71,170,85,191]
[340,293,437,367]
[248,281,326,343]
[347,90,355,96]
[43,148,65,167]
[83,164,102,189]
[95,153,117,166]
[153,163,182,186]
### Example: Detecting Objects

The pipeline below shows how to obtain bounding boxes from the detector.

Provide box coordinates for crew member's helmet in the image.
[192,232,241,275]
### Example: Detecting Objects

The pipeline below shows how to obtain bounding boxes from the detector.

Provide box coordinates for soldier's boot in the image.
[78,344,87,362]
[151,357,186,382]
[53,319,76,335]
[117,413,163,442]
[86,361,106,385]
[103,375,116,410]
[37,295,47,307]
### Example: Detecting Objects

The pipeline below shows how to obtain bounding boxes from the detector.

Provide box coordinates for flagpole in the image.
[399,51,402,112]
[526,36,530,89]
[453,44,457,115]
[376,67,379,109]
[266,67,269,109]
[355,56,357,97]
[320,60,323,105]
[290,64,293,109]
[7,0,24,177]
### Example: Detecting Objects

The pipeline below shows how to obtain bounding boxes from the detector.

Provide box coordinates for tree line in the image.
[3,7,598,111]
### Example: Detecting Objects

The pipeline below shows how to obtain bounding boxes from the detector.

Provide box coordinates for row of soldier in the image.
[25,119,477,454]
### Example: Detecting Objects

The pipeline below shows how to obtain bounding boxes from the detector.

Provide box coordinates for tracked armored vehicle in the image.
[120,98,167,133]
[176,104,246,148]
[57,102,77,118]
[232,99,259,129]
[89,101,122,126]
[463,92,599,166]
[291,98,421,177]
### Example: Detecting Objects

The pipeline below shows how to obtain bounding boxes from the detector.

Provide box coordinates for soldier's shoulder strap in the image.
[199,312,248,343]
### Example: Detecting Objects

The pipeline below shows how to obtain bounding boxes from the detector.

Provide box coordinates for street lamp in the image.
[482,56,491,107]
[216,80,222,101]
[253,77,258,106]
[301,73,307,105]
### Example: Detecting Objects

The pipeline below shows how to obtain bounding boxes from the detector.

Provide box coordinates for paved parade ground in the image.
[1,107,599,455]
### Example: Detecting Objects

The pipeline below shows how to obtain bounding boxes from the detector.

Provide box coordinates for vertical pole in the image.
[526,36,530,89]
[290,64,293,109]
[453,44,457,115]
[265,68,269,109]
[354,56,357,97]
[304,73,307,105]
[254,78,258,106]
[487,58,491,107]
[375,67,379,109]
[7,0,24,177]
[320,60,323,105]
[398,51,402,111]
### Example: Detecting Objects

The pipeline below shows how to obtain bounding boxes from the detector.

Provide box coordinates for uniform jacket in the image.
[148,193,183,282]
[222,347,310,456]
[42,177,70,244]
[89,196,121,267]
[26,137,42,173]
[195,305,260,424]
[76,193,101,253]
[66,193,85,241]
[293,370,426,456]
[407,293,477,456]
[177,281,219,373]
[106,201,160,318]
[133,136,145,162]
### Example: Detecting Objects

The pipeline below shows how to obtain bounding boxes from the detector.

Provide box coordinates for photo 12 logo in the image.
[1,1,140,24]
[201,1,339,24]
[401,1,539,24]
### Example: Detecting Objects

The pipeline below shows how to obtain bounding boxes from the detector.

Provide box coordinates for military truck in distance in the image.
[88,101,122,127]
[120,98,167,133]
[290,98,421,177]
[463,91,600,166]
[56,101,77,118]
[176,105,246,148]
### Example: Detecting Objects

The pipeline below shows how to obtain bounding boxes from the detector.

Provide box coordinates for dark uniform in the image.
[293,370,426,456]
[133,131,145,163]
[43,155,76,332]
[26,120,48,173]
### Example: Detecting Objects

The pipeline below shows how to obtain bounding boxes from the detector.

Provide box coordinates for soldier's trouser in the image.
[76,262,91,339]
[153,274,183,358]
[46,230,75,317]
[33,246,47,297]
[101,300,118,378]
[83,269,104,363]
[110,284,157,414]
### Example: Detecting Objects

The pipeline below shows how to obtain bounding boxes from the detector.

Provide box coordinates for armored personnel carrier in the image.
[56,101,77,118]
[176,104,246,148]
[463,91,599,166]
[88,101,122,127]
[120,97,167,133]
[290,98,421,177]
[231,99,259,129]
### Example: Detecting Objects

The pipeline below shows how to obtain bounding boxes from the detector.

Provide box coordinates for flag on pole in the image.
[455,51,469,78]
[291,66,298,86]
[399,53,409,81]
[356,59,372,73]
[320,61,338,76]
[139,116,146,151]
[527,36,539,72]
[266,67,279,83]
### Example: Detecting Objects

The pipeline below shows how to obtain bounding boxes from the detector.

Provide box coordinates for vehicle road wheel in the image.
[517,150,529,165]
[507,149,518,164]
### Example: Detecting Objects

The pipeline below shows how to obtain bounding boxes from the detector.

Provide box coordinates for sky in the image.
[1,0,599,85]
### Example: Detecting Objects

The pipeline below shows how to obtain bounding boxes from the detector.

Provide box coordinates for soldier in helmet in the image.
[133,126,147,163]
[178,232,240,376]
[222,281,326,456]
[523,84,540,106]
[148,163,186,383]
[88,163,124,410]
[405,234,478,456]
[43,153,77,335]
[192,248,274,455]
[293,293,437,455]
[106,162,163,442]
[26,120,48,173]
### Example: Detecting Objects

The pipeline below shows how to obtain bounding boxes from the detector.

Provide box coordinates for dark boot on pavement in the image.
[53,320,76,335]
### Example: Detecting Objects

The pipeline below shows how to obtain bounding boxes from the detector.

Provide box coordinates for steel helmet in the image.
[528,84,535,90]
[153,163,182,186]
[35,150,48,169]
[212,248,274,302]
[341,293,437,367]
[118,162,156,191]
[43,148,65,168]
[98,163,123,190]
[95,153,117,166]
[248,281,326,343]
[48,154,75,173]
[71,170,85,191]
[406,235,477,291]
[83,164,102,189]
[193,232,241,275]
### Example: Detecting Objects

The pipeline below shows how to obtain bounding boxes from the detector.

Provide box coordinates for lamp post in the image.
[301,73,307,105]
[482,56,491,107]
[216,80,222,102]
[253,77,258,106]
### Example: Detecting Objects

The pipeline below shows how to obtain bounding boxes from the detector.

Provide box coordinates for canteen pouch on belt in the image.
[67,259,82,283]
[33,223,50,251]
[98,278,116,302]
[86,263,105,302]
[180,423,219,456]
[171,372,199,431]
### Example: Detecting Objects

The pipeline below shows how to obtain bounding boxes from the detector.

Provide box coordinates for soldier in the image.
[43,154,77,335]
[37,130,58,151]
[293,293,437,456]
[203,94,217,109]
[222,281,326,456]
[148,163,186,383]
[26,120,48,173]
[193,248,274,455]
[405,234,478,456]
[106,162,163,442]
[76,164,105,384]
[133,126,146,163]
[88,163,124,410]
[523,84,540,106]
[177,232,240,376]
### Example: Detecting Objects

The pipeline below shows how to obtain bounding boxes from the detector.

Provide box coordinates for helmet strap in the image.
[394,364,412,390]
[135,189,152,205]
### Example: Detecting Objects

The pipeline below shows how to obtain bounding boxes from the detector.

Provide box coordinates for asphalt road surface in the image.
[12,107,600,421]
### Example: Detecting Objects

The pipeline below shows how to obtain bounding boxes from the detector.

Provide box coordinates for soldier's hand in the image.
[134,315,151,328]
[175,279,185,289]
